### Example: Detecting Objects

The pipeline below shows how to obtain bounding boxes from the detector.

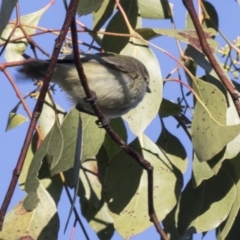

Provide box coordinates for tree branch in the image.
[0,0,79,230]
[182,0,240,117]
[70,12,169,240]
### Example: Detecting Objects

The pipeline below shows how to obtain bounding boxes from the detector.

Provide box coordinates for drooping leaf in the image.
[50,110,105,176]
[5,112,28,131]
[102,117,127,160]
[0,0,17,37]
[106,134,182,238]
[192,154,214,187]
[156,124,188,174]
[77,159,115,239]
[80,112,105,162]
[1,2,50,61]
[192,77,240,161]
[159,98,182,118]
[5,101,28,131]
[49,108,80,176]
[92,0,115,30]
[39,93,66,138]
[122,37,162,135]
[217,156,240,239]
[202,0,219,32]
[23,121,63,211]
[138,0,173,19]
[0,184,59,240]
[102,0,139,53]
[135,28,217,52]
[64,116,82,233]
[78,0,103,16]
[176,167,236,235]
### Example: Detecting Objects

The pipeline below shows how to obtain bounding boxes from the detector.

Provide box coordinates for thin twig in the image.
[70,10,169,240]
[59,173,90,240]
[0,0,79,230]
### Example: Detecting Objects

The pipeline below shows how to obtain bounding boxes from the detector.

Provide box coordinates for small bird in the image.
[19,52,151,118]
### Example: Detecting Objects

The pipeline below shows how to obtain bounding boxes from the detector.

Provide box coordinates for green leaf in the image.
[81,112,105,162]
[176,168,236,234]
[102,0,139,53]
[135,28,218,52]
[192,77,240,161]
[0,0,17,37]
[122,37,162,135]
[202,0,219,32]
[1,3,50,61]
[49,108,80,176]
[50,110,105,176]
[106,134,182,238]
[192,154,214,187]
[0,184,59,240]
[159,98,182,117]
[156,124,188,174]
[217,156,240,239]
[78,0,103,16]
[92,0,115,30]
[64,115,82,233]
[138,0,172,19]
[23,122,63,211]
[39,93,66,138]
[102,117,127,160]
[5,112,28,131]
[78,159,115,239]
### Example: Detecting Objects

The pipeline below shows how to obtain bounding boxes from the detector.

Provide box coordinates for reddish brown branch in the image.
[70,14,169,240]
[182,0,240,116]
[0,0,79,230]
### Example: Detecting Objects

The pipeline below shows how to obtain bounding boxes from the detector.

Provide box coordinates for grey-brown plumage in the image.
[19,52,150,118]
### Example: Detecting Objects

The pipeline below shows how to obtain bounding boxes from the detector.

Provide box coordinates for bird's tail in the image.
[18,60,49,80]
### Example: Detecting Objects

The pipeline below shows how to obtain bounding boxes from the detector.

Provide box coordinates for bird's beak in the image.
[146,86,151,93]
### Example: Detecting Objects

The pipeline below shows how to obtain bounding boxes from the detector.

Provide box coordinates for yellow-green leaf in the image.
[138,0,173,19]
[1,3,50,61]
[5,112,28,131]
[0,184,59,240]
[78,0,103,16]
[176,168,236,234]
[106,134,182,238]
[122,37,162,135]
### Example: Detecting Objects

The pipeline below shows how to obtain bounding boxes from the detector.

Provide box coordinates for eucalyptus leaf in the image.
[1,3,49,61]
[192,77,240,161]
[157,124,187,174]
[217,156,240,239]
[64,116,82,233]
[122,37,162,135]
[106,134,182,238]
[102,117,127,160]
[0,184,59,240]
[102,0,139,53]
[159,98,182,118]
[23,122,63,211]
[0,0,17,38]
[192,154,214,187]
[176,168,236,234]
[138,0,173,19]
[135,28,217,52]
[50,108,80,176]
[5,112,28,131]
[92,0,115,30]
[78,159,115,239]
[39,93,66,138]
[202,0,219,32]
[78,0,103,16]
